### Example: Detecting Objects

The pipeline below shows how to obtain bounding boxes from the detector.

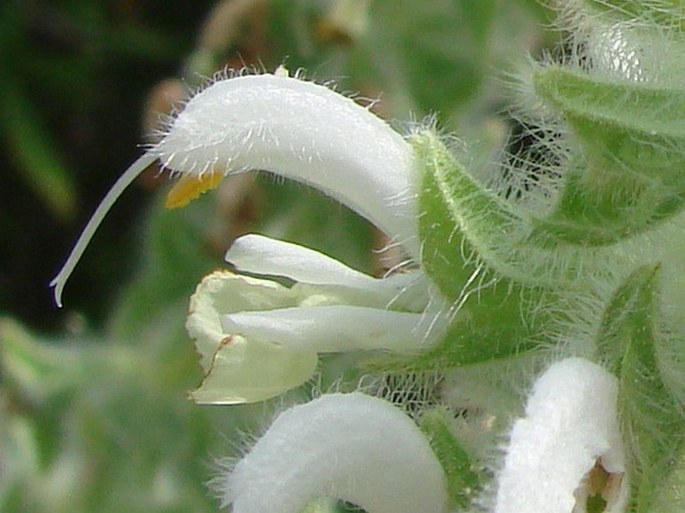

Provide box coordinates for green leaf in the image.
[0,318,86,402]
[531,66,685,245]
[648,451,685,513]
[0,315,248,513]
[535,67,685,179]
[595,264,685,512]
[362,0,496,119]
[0,77,77,222]
[419,407,481,509]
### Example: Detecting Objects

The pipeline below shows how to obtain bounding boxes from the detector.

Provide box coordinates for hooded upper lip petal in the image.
[155,73,420,258]
[51,71,419,306]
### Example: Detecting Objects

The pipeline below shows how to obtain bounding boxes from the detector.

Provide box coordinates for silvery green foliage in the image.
[411,1,685,511]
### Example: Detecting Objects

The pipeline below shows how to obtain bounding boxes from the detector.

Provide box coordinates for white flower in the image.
[492,357,629,513]
[156,70,448,403]
[50,69,448,400]
[217,392,448,513]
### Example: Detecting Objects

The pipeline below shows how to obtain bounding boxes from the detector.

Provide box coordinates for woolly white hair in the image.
[213,392,448,513]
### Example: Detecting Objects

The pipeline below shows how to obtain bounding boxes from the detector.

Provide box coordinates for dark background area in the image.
[0,1,217,332]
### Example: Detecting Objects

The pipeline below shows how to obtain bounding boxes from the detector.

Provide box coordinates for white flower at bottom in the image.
[493,357,629,513]
[187,234,446,404]
[218,392,448,513]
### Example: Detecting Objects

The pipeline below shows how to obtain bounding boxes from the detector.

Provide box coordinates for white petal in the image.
[222,305,438,353]
[220,393,448,513]
[494,357,629,513]
[185,269,444,404]
[154,73,419,257]
[225,233,386,289]
[187,270,317,404]
[226,234,429,309]
[51,71,420,307]
[187,270,297,370]
[190,335,317,405]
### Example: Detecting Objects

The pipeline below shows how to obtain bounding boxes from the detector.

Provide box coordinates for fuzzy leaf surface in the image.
[595,265,685,512]
[419,407,481,509]
[532,67,685,245]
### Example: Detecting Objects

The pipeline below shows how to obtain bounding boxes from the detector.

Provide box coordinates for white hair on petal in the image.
[214,393,448,513]
[51,69,420,305]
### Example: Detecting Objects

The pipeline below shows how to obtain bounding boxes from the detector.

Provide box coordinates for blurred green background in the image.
[0,1,554,512]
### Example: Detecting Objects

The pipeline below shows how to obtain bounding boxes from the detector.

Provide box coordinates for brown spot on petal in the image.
[189,335,237,402]
[220,335,236,347]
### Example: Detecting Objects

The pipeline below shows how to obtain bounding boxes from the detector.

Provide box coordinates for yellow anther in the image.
[165,172,224,209]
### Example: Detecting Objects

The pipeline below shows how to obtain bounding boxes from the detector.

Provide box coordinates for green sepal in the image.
[532,67,685,245]
[595,265,685,512]
[369,284,545,373]
[398,131,547,370]
[419,406,481,509]
[413,130,521,298]
[596,265,662,370]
